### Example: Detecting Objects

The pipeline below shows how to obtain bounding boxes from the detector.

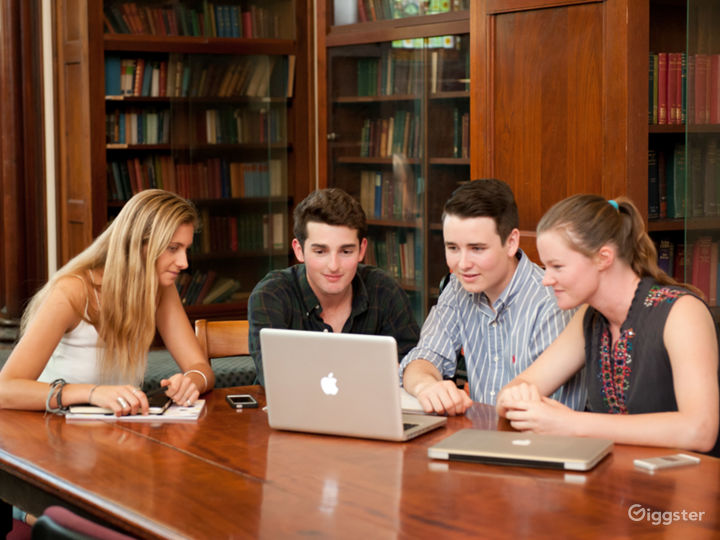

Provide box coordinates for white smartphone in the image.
[634,453,701,472]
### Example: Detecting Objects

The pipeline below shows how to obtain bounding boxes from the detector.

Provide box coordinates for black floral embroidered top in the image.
[583,276,720,457]
[584,277,694,415]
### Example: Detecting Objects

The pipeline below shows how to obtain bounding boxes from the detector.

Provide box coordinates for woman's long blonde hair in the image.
[21,189,198,383]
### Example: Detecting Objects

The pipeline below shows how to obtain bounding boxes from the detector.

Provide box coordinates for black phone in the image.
[226,394,258,409]
[147,392,172,414]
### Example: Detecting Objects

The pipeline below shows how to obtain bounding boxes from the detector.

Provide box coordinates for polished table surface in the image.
[1,386,718,539]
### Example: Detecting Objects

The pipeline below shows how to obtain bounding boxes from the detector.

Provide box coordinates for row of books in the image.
[177,271,246,306]
[648,142,685,220]
[104,1,289,39]
[364,229,420,282]
[359,170,420,221]
[686,138,720,219]
[355,0,468,23]
[354,47,467,98]
[657,237,720,307]
[359,111,422,159]
[105,109,170,145]
[105,54,295,99]
[649,138,720,220]
[201,107,286,144]
[356,51,423,97]
[649,52,720,125]
[107,157,285,202]
[106,106,286,146]
[195,211,287,254]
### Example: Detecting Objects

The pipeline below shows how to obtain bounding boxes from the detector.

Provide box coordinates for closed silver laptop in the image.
[260,328,447,441]
[428,429,613,471]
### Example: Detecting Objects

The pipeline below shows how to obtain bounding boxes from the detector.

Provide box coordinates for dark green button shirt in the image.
[248,264,420,385]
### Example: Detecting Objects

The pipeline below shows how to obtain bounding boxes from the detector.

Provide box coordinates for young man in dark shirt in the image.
[248,188,420,385]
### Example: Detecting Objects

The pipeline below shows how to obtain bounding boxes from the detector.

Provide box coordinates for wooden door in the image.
[471,0,648,243]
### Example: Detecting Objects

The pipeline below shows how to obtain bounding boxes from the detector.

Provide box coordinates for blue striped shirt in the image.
[399,251,586,409]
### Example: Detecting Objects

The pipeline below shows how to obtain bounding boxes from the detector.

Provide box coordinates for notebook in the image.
[428,429,613,471]
[259,328,447,441]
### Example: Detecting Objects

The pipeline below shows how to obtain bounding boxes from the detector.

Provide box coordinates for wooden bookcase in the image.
[54,0,312,322]
[317,2,470,320]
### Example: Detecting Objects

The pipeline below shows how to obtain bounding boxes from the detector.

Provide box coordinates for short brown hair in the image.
[442,179,519,243]
[293,188,368,247]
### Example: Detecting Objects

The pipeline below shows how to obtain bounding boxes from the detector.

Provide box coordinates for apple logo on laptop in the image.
[512,439,532,446]
[320,372,339,396]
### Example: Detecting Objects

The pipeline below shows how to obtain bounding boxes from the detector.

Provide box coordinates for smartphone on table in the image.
[226,394,258,409]
[68,386,171,415]
[634,453,701,472]
[147,390,172,414]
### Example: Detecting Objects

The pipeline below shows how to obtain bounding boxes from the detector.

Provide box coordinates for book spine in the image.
[657,52,668,125]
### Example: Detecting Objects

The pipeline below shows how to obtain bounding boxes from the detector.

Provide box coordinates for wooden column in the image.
[0,0,47,322]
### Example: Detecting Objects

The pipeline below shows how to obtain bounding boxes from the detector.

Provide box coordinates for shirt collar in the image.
[295,264,370,318]
[473,249,527,312]
[496,249,531,309]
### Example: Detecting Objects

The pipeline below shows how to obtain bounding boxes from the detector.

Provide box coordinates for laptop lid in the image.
[260,328,446,441]
[428,429,613,471]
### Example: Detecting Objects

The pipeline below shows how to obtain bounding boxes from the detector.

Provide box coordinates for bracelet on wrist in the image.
[45,378,68,415]
[88,384,100,404]
[184,369,208,393]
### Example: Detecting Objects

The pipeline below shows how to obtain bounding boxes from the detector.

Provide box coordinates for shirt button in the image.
[323,328,329,332]
[490,391,496,397]
[493,356,499,362]
[490,321,497,327]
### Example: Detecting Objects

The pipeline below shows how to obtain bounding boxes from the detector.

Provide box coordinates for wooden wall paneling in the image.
[0,0,25,319]
[0,0,47,320]
[55,0,105,265]
[316,0,329,188]
[19,0,48,304]
[294,0,316,198]
[473,0,648,234]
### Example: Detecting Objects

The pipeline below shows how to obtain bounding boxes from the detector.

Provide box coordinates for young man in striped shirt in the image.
[400,179,586,415]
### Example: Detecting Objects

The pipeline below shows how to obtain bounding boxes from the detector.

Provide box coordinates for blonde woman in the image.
[496,195,719,456]
[0,189,214,416]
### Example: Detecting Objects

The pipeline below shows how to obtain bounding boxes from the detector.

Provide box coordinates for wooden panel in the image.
[56,0,106,264]
[473,0,647,230]
[0,0,47,318]
[60,60,93,256]
[491,4,603,229]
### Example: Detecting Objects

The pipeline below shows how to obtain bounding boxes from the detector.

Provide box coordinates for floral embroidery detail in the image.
[644,286,685,308]
[599,327,634,414]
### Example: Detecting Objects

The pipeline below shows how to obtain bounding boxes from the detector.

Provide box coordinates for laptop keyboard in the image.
[403,422,419,431]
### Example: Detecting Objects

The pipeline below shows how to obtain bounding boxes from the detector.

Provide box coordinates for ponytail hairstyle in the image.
[22,189,198,384]
[537,194,697,293]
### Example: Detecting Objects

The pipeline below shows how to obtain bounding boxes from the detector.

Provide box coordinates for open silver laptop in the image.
[260,328,447,441]
[428,429,613,471]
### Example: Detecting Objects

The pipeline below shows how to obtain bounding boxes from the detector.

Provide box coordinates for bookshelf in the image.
[649,0,720,312]
[55,0,311,322]
[318,2,470,321]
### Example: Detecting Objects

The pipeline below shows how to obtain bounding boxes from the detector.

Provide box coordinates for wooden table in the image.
[1,387,718,539]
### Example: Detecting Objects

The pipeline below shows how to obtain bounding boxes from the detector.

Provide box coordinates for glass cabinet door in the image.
[683,0,720,314]
[326,33,469,322]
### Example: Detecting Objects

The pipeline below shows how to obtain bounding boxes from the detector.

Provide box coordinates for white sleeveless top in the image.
[37,319,103,384]
[37,271,145,385]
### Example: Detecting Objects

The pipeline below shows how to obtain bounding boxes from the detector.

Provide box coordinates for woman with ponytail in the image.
[0,189,214,416]
[496,195,719,455]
